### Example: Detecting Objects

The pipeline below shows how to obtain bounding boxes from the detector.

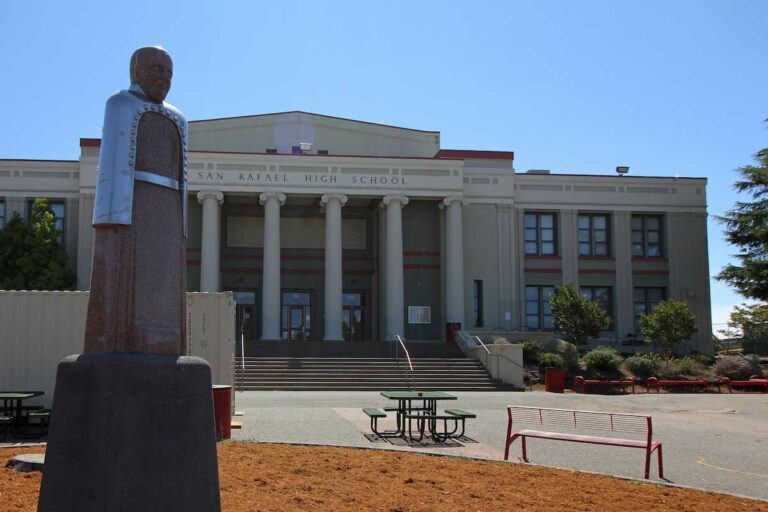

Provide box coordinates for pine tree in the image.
[716,140,768,301]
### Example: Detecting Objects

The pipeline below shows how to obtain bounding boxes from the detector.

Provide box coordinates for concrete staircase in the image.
[233,356,510,391]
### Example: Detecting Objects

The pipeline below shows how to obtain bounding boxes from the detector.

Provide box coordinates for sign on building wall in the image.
[226,216,367,250]
[408,306,432,324]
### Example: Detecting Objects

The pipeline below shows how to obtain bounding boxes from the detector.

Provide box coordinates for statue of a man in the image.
[85,46,188,354]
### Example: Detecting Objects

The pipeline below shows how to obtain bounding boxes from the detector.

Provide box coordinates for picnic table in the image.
[364,391,475,442]
[1,391,44,418]
[0,391,45,438]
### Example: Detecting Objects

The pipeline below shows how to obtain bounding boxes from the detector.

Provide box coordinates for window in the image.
[633,287,665,333]
[524,213,557,255]
[28,199,65,244]
[473,280,484,327]
[631,215,663,257]
[578,214,609,256]
[265,148,277,154]
[580,286,613,317]
[526,285,555,330]
[408,306,431,324]
[0,200,4,230]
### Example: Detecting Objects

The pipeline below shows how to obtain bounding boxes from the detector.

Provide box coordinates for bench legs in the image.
[406,415,465,443]
[644,444,663,479]
[505,433,528,462]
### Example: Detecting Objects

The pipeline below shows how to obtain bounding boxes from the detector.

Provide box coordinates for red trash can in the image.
[544,369,566,393]
[445,323,461,343]
[212,384,232,440]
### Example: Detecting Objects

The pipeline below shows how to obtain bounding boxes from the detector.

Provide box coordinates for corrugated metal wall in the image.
[0,291,234,408]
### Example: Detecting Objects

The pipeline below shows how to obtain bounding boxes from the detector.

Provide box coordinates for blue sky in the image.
[1,0,766,330]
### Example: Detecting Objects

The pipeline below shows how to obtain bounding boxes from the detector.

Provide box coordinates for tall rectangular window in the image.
[473,280,484,327]
[0,200,4,230]
[526,285,555,330]
[578,214,609,256]
[524,212,557,256]
[631,215,663,257]
[633,287,665,333]
[580,286,613,317]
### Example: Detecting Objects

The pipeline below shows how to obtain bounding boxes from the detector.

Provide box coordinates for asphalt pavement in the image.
[231,390,768,501]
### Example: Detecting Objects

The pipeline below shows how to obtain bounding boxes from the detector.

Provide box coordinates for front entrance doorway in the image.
[282,292,311,341]
[342,292,365,341]
[233,291,258,341]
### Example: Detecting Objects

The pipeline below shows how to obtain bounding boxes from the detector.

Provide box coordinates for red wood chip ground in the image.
[1,443,766,511]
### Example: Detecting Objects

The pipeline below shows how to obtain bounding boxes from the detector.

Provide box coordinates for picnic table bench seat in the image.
[445,409,476,419]
[504,405,663,479]
[362,408,387,436]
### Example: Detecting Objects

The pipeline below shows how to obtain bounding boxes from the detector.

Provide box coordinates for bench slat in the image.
[445,409,476,418]
[514,429,648,448]
[509,406,649,434]
[362,408,386,418]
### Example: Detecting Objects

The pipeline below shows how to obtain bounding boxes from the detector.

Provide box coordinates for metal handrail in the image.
[474,335,491,354]
[394,335,415,390]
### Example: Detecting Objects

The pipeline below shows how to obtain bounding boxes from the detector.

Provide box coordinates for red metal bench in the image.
[646,377,709,393]
[504,405,663,479]
[574,376,636,394]
[716,376,768,393]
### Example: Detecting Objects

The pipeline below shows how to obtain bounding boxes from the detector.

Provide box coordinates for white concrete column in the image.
[260,191,286,340]
[197,190,224,292]
[442,197,465,326]
[321,193,348,341]
[382,195,409,340]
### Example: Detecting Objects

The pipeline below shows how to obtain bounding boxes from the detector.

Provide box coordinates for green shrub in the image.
[656,359,682,379]
[488,335,510,345]
[522,340,543,364]
[583,348,623,372]
[673,357,707,376]
[590,345,621,355]
[543,339,579,369]
[714,355,762,380]
[744,354,765,377]
[624,356,659,378]
[538,352,566,371]
[689,353,714,366]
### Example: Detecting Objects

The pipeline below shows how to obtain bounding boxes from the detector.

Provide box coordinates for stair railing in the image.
[394,335,415,391]
[474,335,491,354]
[474,335,526,384]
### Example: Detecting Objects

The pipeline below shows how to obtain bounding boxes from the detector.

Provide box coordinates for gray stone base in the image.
[38,353,221,512]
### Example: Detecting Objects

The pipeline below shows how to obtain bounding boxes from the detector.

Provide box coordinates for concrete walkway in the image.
[232,390,768,501]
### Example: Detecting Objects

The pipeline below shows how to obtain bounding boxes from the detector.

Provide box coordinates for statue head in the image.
[130,46,173,103]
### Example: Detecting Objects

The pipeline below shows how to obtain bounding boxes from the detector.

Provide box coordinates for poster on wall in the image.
[408,306,431,324]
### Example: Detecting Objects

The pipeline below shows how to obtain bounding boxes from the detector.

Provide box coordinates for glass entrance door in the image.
[233,291,258,341]
[342,293,365,341]
[287,306,305,340]
[281,292,311,341]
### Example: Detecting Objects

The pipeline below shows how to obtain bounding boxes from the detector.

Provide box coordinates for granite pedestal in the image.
[38,353,221,512]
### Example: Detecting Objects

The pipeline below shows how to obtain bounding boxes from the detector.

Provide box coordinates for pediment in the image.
[189,111,440,158]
